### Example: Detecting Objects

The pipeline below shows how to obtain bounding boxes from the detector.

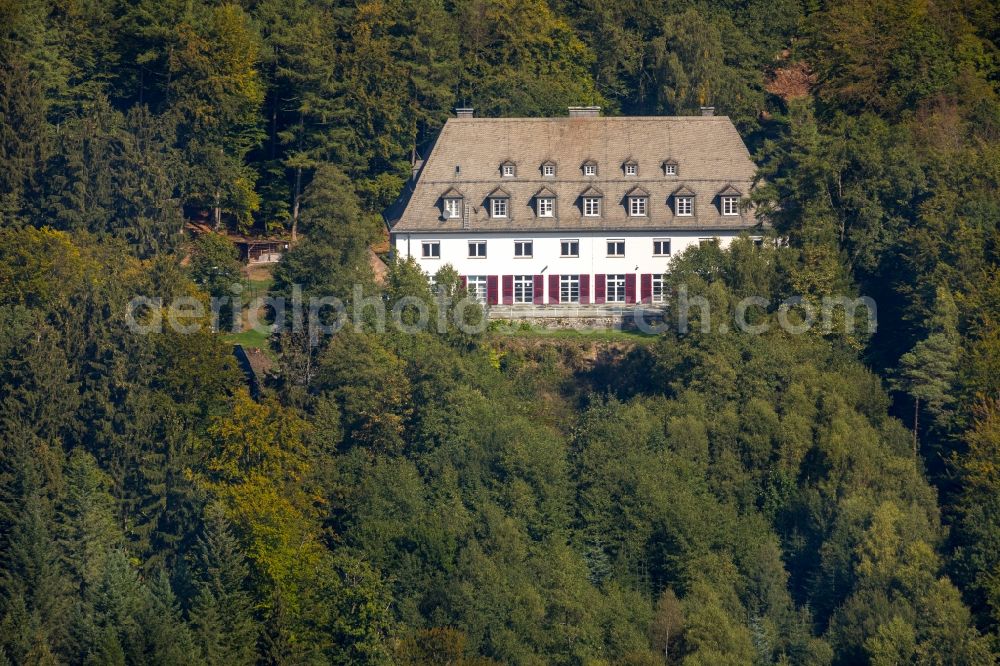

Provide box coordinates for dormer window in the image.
[582,160,598,177]
[663,160,678,176]
[492,198,508,218]
[717,185,743,216]
[623,159,638,176]
[673,185,695,216]
[541,161,556,177]
[625,186,649,217]
[580,186,603,217]
[534,186,556,218]
[501,161,516,177]
[487,186,511,218]
[440,187,464,219]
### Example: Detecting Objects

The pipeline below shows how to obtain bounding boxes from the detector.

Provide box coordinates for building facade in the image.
[385,107,762,309]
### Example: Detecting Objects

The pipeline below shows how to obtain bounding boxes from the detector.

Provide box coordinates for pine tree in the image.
[257,0,346,239]
[892,286,961,451]
[56,450,122,593]
[188,503,257,666]
[134,570,197,665]
[0,438,70,663]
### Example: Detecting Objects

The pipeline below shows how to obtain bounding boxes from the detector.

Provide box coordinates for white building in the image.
[385,106,762,311]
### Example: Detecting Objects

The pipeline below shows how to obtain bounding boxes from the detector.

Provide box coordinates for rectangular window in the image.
[502,164,515,177]
[421,241,440,259]
[752,236,764,248]
[606,274,626,303]
[583,197,601,217]
[491,198,508,218]
[584,164,597,176]
[699,237,719,247]
[607,239,625,257]
[468,240,487,258]
[652,275,666,303]
[514,240,533,257]
[444,199,461,218]
[665,164,677,175]
[625,163,637,176]
[629,197,647,216]
[537,198,554,217]
[543,164,555,177]
[560,275,580,303]
[560,239,579,257]
[514,275,533,304]
[676,196,693,216]
[466,276,487,302]
[722,196,739,216]
[653,239,671,256]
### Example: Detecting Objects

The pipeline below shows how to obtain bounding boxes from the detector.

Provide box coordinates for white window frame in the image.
[664,163,677,176]
[653,239,671,256]
[676,196,693,216]
[537,197,554,217]
[444,198,462,219]
[514,275,533,304]
[421,240,440,259]
[625,163,637,176]
[606,274,626,303]
[560,275,580,303]
[721,196,740,216]
[491,197,508,218]
[560,239,579,257]
[542,164,556,177]
[583,197,601,217]
[699,237,719,247]
[607,239,625,257]
[502,164,515,177]
[468,240,487,258]
[629,197,647,217]
[514,240,533,258]
[466,275,487,303]
[583,163,597,176]
[652,275,666,303]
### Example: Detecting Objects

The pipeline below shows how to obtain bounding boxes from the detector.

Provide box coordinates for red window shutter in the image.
[579,274,590,304]
[487,275,499,305]
[625,273,637,304]
[502,275,514,305]
[533,275,544,304]
[594,274,606,304]
[548,274,560,304]
[640,273,653,303]
[460,275,467,289]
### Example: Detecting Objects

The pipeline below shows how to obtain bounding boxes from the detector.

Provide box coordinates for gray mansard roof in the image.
[386,114,760,233]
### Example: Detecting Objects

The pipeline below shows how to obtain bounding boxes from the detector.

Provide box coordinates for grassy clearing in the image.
[241,276,274,302]
[217,264,276,357]
[221,327,273,353]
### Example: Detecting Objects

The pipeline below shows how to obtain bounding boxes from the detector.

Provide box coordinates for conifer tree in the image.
[188,503,257,666]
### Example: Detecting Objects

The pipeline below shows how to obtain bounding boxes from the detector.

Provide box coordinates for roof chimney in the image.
[568,106,601,117]
[700,106,715,116]
[455,107,474,118]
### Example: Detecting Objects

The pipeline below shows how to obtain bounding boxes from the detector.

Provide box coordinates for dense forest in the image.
[1,0,999,663]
